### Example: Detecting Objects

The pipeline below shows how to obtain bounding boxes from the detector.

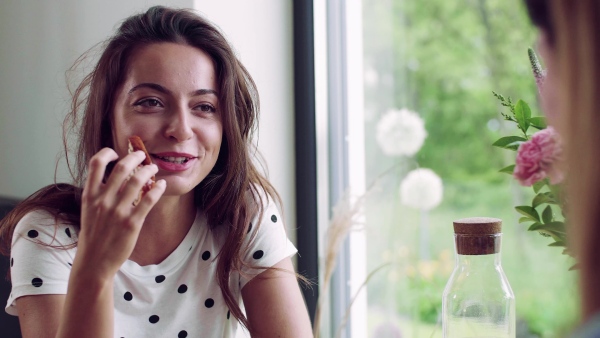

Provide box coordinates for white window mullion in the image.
[344,1,367,337]
[319,0,367,337]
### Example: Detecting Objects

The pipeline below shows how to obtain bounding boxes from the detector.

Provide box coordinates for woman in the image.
[0,6,312,338]
[524,0,600,336]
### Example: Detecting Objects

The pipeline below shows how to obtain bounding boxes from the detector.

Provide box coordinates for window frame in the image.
[294,1,366,337]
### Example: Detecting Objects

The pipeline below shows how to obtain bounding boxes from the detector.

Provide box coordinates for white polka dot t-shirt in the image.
[5,198,297,338]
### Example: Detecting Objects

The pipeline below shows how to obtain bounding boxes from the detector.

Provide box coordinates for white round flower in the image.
[376,108,427,156]
[399,168,443,211]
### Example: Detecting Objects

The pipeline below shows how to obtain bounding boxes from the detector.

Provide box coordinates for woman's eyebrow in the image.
[128,83,218,97]
[190,88,219,97]
[128,82,171,95]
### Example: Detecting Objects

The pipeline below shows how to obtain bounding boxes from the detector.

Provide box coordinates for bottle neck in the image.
[456,251,502,267]
[454,233,502,264]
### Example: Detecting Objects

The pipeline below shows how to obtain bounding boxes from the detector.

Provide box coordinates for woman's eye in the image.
[197,104,216,113]
[134,98,163,107]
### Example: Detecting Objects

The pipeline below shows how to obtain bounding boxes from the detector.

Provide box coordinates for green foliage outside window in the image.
[362,0,577,337]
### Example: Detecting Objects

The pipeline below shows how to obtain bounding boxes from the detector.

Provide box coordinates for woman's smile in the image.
[151,152,198,172]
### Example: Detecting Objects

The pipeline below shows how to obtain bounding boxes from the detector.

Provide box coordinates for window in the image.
[311,1,579,337]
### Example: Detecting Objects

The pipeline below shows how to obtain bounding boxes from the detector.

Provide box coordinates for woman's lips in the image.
[151,153,197,172]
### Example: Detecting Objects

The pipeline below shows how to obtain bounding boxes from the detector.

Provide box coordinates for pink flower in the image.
[513,127,564,186]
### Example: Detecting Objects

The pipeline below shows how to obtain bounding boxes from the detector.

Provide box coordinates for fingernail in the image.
[158,179,166,186]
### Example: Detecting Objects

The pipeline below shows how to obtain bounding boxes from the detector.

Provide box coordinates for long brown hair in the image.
[525,0,600,321]
[0,6,280,331]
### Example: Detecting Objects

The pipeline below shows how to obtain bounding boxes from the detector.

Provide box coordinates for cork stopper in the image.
[453,217,503,255]
[453,217,502,235]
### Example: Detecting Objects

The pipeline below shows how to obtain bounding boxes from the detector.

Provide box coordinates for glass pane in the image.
[360,1,578,337]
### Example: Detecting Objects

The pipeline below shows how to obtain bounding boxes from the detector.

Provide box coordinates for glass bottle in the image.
[442,217,515,338]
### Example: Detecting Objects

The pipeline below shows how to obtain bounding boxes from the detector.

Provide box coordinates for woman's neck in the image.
[129,192,196,266]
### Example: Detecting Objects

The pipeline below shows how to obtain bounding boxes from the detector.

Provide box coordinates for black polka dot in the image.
[178,330,188,338]
[10,258,13,267]
[32,278,43,287]
[178,284,188,294]
[247,222,253,234]
[27,230,38,238]
[149,315,159,323]
[68,263,72,267]
[65,228,71,238]
[124,292,133,301]
[253,250,264,259]
[271,215,277,223]
[202,251,211,261]
[205,298,214,308]
[155,275,165,283]
[189,246,192,251]
[227,310,230,319]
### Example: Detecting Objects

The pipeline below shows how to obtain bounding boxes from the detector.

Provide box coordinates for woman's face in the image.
[112,42,223,197]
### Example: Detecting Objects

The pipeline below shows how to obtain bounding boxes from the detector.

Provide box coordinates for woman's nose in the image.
[164,108,193,142]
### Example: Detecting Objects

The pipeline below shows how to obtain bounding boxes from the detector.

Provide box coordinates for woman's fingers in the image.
[102,150,147,197]
[83,148,119,198]
[118,163,159,205]
[131,179,167,221]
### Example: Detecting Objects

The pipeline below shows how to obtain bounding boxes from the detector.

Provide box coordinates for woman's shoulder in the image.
[12,209,77,247]
[248,182,281,210]
[15,209,73,227]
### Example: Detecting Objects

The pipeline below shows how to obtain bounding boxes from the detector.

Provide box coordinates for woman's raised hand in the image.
[76,147,166,280]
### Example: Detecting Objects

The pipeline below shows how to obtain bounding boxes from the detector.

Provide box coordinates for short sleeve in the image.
[239,196,297,288]
[5,210,77,316]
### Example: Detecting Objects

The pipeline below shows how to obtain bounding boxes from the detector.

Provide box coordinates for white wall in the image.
[0,0,296,239]
[0,0,191,197]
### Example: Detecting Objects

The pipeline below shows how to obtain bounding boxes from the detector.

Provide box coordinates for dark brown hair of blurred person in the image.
[524,0,600,321]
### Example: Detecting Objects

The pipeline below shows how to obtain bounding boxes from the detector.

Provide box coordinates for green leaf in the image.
[499,165,515,175]
[533,179,548,194]
[532,192,556,208]
[528,222,567,243]
[519,217,535,224]
[542,205,553,223]
[548,241,566,247]
[549,184,562,202]
[492,136,527,149]
[516,206,540,222]
[538,230,564,242]
[528,222,542,230]
[530,221,566,234]
[528,116,547,129]
[532,193,547,208]
[515,100,532,133]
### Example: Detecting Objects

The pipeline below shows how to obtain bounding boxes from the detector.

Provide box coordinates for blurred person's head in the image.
[524,0,600,320]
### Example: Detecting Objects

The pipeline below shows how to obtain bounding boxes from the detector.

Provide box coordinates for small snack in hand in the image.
[128,136,156,205]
